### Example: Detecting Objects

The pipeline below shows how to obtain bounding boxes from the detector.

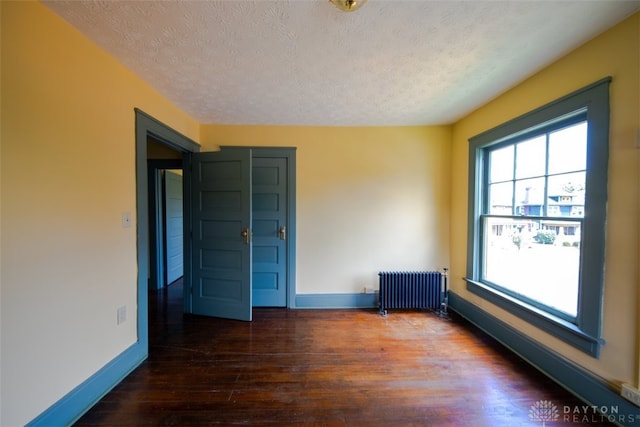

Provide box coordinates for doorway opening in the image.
[147,138,184,290]
[135,110,297,353]
[135,109,200,354]
[146,138,188,347]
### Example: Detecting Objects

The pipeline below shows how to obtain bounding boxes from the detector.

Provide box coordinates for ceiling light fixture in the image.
[329,0,367,12]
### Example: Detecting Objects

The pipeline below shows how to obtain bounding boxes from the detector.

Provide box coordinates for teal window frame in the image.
[465,78,611,357]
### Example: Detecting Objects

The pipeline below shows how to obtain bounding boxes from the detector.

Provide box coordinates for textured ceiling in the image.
[44,0,639,126]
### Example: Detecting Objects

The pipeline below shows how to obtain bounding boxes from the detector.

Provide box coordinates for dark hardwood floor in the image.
[75,280,608,426]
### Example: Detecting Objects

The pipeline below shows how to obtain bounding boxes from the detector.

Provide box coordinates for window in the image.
[484,119,586,318]
[466,78,611,357]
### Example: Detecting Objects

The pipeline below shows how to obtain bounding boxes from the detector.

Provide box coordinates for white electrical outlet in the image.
[117,306,127,325]
[621,383,640,407]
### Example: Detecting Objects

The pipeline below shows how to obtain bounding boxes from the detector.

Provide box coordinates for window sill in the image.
[464,278,603,357]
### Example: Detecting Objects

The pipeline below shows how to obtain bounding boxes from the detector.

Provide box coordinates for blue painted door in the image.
[252,157,288,307]
[164,170,183,285]
[189,150,252,321]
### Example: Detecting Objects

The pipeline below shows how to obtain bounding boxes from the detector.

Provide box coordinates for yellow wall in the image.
[200,125,452,294]
[0,2,199,425]
[450,13,639,387]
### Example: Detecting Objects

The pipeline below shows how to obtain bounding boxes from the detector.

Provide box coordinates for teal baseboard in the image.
[27,341,147,427]
[295,293,378,309]
[448,292,640,427]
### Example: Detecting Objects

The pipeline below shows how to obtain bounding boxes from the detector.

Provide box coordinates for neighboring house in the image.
[517,188,584,238]
[540,191,584,237]
[489,187,585,240]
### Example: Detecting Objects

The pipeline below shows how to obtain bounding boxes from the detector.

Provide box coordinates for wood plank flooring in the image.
[75,280,608,426]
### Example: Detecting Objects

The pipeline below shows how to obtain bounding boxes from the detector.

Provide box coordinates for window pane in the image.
[515,136,546,179]
[489,145,514,183]
[489,182,513,214]
[483,217,579,317]
[547,172,585,218]
[515,177,545,217]
[548,122,587,174]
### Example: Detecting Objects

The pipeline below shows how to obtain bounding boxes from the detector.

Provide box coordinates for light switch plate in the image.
[122,212,132,228]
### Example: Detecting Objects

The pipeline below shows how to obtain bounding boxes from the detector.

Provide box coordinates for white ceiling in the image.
[44,0,639,126]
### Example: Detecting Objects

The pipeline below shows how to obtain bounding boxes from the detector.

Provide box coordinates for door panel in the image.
[252,157,287,307]
[164,170,184,285]
[189,150,252,321]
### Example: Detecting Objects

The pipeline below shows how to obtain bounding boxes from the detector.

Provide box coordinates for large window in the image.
[466,78,611,357]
